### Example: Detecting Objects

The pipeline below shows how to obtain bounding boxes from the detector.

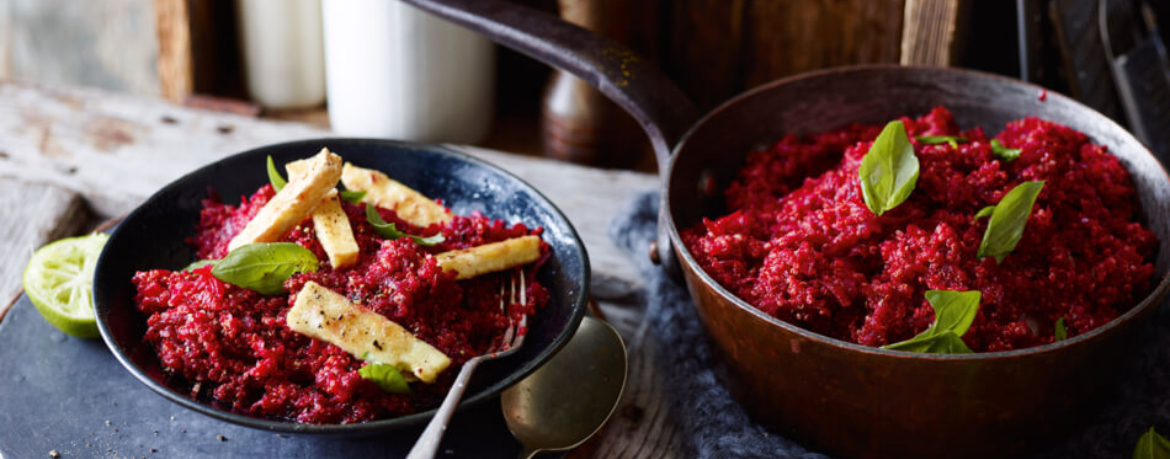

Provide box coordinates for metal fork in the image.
[407,269,528,459]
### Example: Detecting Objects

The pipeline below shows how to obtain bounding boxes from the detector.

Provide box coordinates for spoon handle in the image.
[516,445,541,459]
[406,356,483,459]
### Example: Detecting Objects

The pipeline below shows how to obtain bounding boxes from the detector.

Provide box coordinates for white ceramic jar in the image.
[236,0,327,109]
[321,0,496,143]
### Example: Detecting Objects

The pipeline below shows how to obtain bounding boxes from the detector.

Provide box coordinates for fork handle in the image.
[406,357,483,459]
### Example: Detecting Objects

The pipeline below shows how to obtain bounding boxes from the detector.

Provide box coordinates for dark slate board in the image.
[0,295,558,459]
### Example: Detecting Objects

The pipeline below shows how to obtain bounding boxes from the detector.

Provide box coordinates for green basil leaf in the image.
[1054,317,1068,342]
[991,139,1022,161]
[884,332,973,354]
[340,190,367,204]
[358,361,411,394]
[860,121,920,216]
[978,181,1045,264]
[924,290,980,337]
[267,155,287,192]
[882,289,980,354]
[210,242,319,295]
[974,205,996,221]
[917,135,966,149]
[364,203,445,246]
[183,259,218,271]
[1134,427,1170,459]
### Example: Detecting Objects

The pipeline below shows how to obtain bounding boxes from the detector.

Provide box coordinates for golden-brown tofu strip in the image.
[435,235,541,280]
[311,190,360,269]
[284,158,311,181]
[228,148,343,251]
[287,281,451,383]
[340,162,452,228]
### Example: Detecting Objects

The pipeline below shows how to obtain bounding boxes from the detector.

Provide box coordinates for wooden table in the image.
[0,80,681,458]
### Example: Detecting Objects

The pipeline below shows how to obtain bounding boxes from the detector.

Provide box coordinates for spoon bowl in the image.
[501,316,628,459]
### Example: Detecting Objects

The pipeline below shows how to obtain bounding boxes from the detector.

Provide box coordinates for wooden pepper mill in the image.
[541,0,649,169]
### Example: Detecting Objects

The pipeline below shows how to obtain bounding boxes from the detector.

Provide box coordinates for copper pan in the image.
[398,1,1170,457]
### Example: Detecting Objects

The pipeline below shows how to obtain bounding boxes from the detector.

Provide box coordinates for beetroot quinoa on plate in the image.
[132,151,549,424]
[682,107,1157,352]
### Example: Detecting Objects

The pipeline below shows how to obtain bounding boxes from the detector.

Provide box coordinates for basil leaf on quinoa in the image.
[977,180,1045,264]
[211,243,319,295]
[991,139,1022,161]
[882,290,980,354]
[340,190,367,204]
[364,203,445,246]
[860,121,920,216]
[183,259,218,272]
[974,205,996,220]
[916,135,965,149]
[267,155,287,191]
[1054,317,1068,341]
[1134,427,1170,459]
[358,360,411,395]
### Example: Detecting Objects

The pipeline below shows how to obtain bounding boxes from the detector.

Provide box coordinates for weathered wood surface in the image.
[0,80,680,457]
[0,178,89,321]
[154,0,193,102]
[0,0,160,96]
[662,0,908,111]
[900,0,967,67]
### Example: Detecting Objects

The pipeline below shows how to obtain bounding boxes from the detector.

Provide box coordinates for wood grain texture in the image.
[663,0,745,110]
[154,0,193,102]
[900,0,966,66]
[741,0,905,88]
[0,178,89,321]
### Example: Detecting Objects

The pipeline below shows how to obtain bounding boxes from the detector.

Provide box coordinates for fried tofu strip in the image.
[229,148,343,251]
[284,158,311,181]
[287,281,451,383]
[435,235,541,280]
[340,162,452,228]
[311,190,360,269]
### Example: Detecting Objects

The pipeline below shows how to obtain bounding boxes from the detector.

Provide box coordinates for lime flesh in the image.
[22,234,108,338]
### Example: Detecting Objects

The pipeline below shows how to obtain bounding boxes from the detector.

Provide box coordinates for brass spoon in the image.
[501,315,628,459]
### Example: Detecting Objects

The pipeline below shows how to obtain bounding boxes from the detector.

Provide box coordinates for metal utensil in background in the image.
[1101,0,1170,163]
[501,316,627,459]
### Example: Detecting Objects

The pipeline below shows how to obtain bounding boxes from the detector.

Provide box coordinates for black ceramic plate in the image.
[93,138,590,435]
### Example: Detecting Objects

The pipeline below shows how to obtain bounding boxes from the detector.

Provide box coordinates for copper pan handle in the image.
[398,0,695,275]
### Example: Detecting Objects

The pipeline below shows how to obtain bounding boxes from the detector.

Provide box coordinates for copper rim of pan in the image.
[662,63,1170,361]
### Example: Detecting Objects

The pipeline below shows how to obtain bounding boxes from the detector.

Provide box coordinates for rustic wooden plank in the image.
[591,332,683,459]
[154,0,194,102]
[900,0,967,66]
[0,178,90,322]
[741,0,905,87]
[663,0,745,110]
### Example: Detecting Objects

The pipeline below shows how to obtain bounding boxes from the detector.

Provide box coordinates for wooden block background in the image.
[0,0,161,96]
[0,178,90,320]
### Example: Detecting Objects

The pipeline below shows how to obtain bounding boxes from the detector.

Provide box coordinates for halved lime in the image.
[22,234,108,338]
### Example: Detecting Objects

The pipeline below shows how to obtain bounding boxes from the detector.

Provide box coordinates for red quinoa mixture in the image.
[132,185,550,423]
[682,107,1157,352]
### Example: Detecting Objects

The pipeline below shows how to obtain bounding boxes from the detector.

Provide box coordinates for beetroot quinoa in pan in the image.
[132,153,549,424]
[682,107,1157,352]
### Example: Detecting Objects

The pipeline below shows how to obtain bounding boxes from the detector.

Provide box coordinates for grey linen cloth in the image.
[607,191,1170,459]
